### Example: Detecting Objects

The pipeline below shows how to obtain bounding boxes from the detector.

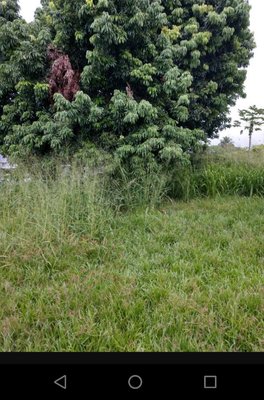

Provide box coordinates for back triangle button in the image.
[54,375,67,389]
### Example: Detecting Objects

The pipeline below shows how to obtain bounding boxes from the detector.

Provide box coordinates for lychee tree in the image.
[0,0,255,166]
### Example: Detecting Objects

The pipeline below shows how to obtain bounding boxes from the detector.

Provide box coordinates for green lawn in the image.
[1,192,263,351]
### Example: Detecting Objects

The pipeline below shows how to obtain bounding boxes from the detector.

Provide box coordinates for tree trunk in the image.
[249,121,253,151]
[249,133,252,151]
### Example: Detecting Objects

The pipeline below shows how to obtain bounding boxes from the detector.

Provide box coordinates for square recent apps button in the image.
[204,375,217,389]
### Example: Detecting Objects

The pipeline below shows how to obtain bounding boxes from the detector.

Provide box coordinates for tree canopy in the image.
[0,0,255,166]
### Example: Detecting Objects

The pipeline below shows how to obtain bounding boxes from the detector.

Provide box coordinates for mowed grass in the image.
[0,165,263,351]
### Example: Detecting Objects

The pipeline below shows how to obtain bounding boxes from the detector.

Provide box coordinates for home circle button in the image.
[128,375,143,390]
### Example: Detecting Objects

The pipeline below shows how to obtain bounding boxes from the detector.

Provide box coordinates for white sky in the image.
[19,0,264,148]
[210,0,264,147]
[19,0,41,22]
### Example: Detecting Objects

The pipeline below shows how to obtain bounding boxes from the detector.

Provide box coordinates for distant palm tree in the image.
[219,136,234,147]
[234,105,264,151]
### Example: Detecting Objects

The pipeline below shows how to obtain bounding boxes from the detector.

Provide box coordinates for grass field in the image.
[0,156,263,351]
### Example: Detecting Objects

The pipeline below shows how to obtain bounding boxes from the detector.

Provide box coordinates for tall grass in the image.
[1,150,264,351]
[194,163,264,197]
[168,148,264,200]
[0,162,115,271]
[1,147,264,221]
[106,162,169,210]
[0,158,169,269]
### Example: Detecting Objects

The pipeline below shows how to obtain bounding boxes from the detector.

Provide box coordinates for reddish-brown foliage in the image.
[47,44,80,101]
[126,82,134,99]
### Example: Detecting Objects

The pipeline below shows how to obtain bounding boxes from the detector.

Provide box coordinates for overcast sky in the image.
[19,0,264,147]
[19,0,41,22]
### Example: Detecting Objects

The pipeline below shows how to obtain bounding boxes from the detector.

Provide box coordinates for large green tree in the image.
[0,0,255,166]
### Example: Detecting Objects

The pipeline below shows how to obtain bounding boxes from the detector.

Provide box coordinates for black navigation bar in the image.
[0,363,262,396]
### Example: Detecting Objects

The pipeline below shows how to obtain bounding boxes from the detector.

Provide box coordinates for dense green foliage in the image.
[0,0,20,21]
[0,0,52,153]
[0,0,24,114]
[0,0,255,166]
